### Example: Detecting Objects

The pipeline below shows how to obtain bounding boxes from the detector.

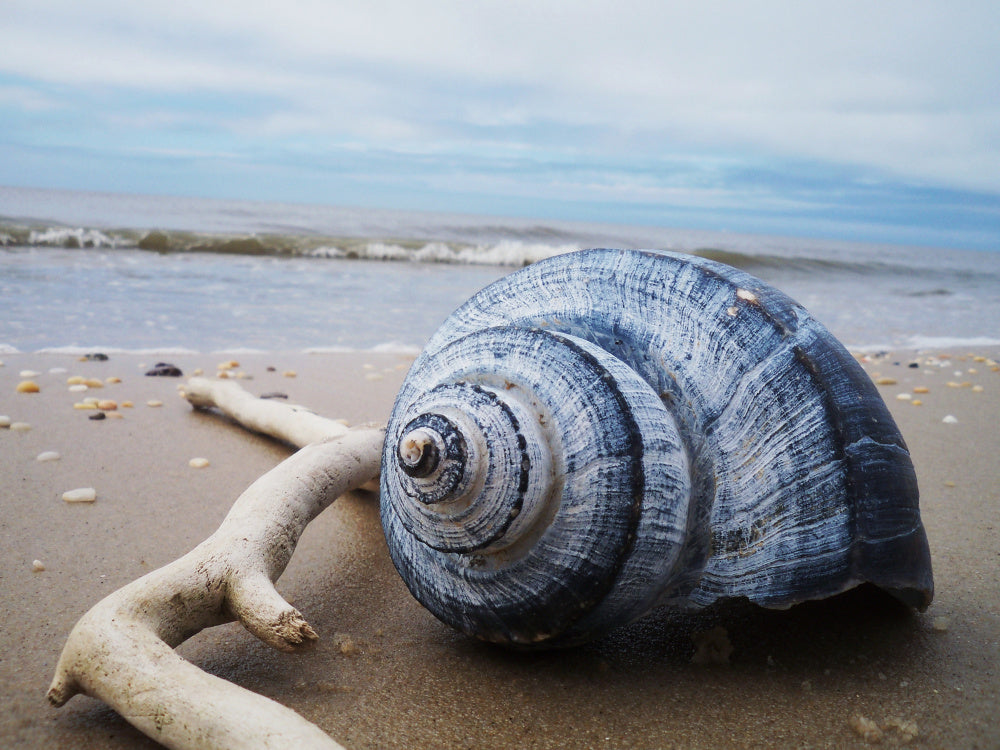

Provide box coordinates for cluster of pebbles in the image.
[3,353,308,566]
[858,350,996,425]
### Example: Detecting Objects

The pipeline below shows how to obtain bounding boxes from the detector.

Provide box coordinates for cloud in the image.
[1,0,998,248]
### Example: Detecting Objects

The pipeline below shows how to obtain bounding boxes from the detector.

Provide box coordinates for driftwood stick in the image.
[48,388,386,748]
[181,376,353,447]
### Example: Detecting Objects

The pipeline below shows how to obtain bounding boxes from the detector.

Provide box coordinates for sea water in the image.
[2,185,998,353]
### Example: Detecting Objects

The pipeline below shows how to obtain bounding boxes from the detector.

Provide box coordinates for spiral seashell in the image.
[380,248,933,648]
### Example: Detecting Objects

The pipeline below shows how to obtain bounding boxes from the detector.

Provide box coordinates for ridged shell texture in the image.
[380,249,933,647]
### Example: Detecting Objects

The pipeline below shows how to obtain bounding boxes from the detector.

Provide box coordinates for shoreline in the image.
[1,347,998,748]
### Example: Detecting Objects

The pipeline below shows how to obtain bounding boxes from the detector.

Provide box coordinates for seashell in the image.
[380,249,933,648]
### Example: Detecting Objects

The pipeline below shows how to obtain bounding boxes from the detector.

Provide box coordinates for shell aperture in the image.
[380,248,934,648]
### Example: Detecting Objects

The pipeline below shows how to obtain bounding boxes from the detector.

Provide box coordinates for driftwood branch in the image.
[48,377,387,749]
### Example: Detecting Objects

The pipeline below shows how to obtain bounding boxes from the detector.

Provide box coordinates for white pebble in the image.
[189,457,210,468]
[68,384,88,392]
[10,421,31,432]
[0,415,11,428]
[62,487,97,503]
[942,415,959,424]
[895,393,912,401]
[20,369,41,378]
[32,560,46,572]
[36,451,61,462]
[147,400,163,407]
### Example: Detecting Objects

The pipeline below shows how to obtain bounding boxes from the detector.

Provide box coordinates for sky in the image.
[1,1,998,250]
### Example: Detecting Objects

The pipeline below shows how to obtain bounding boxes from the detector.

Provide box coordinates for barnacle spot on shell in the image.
[849,715,883,743]
[691,626,733,665]
[726,306,738,317]
[16,380,41,393]
[735,288,758,303]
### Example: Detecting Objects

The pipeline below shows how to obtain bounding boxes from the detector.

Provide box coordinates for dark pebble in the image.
[146,362,183,377]
[259,392,289,400]
[908,362,920,368]
[89,412,106,421]
[84,352,109,361]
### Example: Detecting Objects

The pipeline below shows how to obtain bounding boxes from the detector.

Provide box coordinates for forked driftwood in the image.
[48,377,386,749]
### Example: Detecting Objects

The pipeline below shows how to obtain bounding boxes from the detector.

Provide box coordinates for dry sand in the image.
[1,348,997,749]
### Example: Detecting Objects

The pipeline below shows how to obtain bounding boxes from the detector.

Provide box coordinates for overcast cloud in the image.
[1,0,998,248]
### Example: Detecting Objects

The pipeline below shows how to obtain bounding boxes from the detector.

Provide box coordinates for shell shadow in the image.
[454,584,926,680]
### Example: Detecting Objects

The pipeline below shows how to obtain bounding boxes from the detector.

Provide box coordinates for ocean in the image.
[2,185,999,354]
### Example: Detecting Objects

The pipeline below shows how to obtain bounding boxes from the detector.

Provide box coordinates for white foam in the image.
[0,344,21,354]
[27,227,124,248]
[905,335,1000,350]
[34,345,201,356]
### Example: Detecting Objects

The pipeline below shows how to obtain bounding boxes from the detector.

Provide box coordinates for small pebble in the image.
[910,399,922,406]
[68,384,88,392]
[66,375,86,385]
[972,385,984,393]
[10,421,31,431]
[97,400,118,410]
[943,480,956,487]
[16,380,41,393]
[89,412,106,421]
[105,376,121,384]
[189,457,210,468]
[106,411,124,419]
[283,370,297,378]
[147,400,163,407]
[0,415,11,428]
[62,487,97,503]
[19,369,41,378]
[36,451,61,462]
[121,401,134,408]
[932,616,950,632]
[874,376,897,385]
[895,393,912,401]
[193,368,204,376]
[364,372,384,381]
[32,559,46,572]
[83,378,104,388]
[73,402,97,410]
[942,415,958,424]
[83,352,108,361]
[913,386,930,393]
[146,362,183,377]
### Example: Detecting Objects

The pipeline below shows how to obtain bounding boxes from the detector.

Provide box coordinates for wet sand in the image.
[1,348,998,748]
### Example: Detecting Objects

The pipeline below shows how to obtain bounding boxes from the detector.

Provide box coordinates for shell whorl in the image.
[380,248,934,648]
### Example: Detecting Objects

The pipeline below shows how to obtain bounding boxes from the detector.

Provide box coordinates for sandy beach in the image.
[1,347,997,748]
